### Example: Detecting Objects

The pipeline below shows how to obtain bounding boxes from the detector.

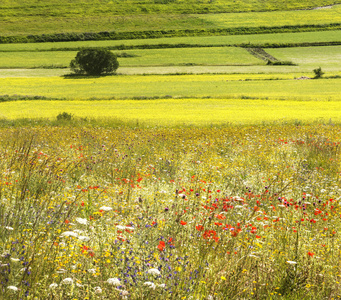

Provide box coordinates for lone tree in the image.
[70,48,119,76]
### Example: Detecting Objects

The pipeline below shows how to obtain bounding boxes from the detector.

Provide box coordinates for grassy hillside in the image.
[0,1,341,37]
[2,0,341,16]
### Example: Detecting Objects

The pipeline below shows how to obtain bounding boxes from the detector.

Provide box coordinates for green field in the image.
[1,3,341,36]
[268,45,341,71]
[1,98,341,126]
[200,5,341,29]
[0,75,340,100]
[1,45,341,73]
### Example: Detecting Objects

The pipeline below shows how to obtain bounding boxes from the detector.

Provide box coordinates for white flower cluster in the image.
[99,206,113,211]
[61,278,73,285]
[75,217,88,225]
[147,268,160,276]
[107,277,120,286]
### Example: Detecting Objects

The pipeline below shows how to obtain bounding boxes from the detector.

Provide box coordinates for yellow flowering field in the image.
[1,98,341,126]
[1,124,341,299]
[0,75,341,100]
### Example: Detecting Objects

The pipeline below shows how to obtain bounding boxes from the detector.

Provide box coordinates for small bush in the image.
[313,67,324,79]
[267,60,296,66]
[56,112,73,121]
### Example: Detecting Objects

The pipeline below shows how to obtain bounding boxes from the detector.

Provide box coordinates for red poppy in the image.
[82,245,95,257]
[231,231,238,237]
[158,241,166,251]
[180,221,187,225]
[216,213,226,220]
[196,225,204,231]
[307,251,314,257]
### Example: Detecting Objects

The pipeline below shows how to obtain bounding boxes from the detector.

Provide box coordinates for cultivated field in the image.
[0,75,340,100]
[1,99,341,126]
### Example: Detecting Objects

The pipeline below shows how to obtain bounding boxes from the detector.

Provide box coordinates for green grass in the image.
[0,75,340,100]
[0,31,340,52]
[1,3,341,36]
[0,51,74,69]
[1,98,341,126]
[0,47,264,69]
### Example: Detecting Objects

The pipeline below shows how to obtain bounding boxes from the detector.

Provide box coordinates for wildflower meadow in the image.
[1,124,341,299]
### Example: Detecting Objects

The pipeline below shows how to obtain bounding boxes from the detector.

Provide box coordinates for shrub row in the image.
[0,95,55,102]
[240,41,341,48]
[1,23,341,44]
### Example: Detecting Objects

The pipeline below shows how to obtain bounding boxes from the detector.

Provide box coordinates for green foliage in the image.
[70,48,119,75]
[313,67,325,78]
